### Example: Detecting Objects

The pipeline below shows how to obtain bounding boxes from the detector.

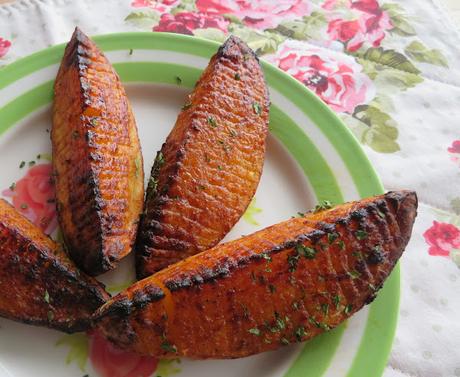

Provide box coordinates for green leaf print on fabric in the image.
[382,3,416,36]
[274,12,328,41]
[405,41,448,67]
[193,27,227,42]
[243,198,262,226]
[229,24,285,55]
[352,105,400,153]
[125,10,160,29]
[171,0,197,14]
[361,47,420,75]
[450,198,460,215]
[450,249,460,268]
[56,333,89,372]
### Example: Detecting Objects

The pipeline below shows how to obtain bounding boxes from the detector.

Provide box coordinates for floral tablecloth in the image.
[0,0,459,376]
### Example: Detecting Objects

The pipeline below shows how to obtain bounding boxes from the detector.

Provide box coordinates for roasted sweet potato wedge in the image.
[96,191,417,358]
[136,36,269,278]
[52,28,144,275]
[0,199,109,333]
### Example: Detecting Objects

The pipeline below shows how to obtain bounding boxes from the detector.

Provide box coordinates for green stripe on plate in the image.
[346,264,400,377]
[285,325,346,377]
[270,105,343,205]
[0,81,53,136]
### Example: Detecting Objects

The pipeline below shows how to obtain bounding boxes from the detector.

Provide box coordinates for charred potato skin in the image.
[97,191,417,358]
[52,28,144,276]
[136,36,269,278]
[0,200,109,333]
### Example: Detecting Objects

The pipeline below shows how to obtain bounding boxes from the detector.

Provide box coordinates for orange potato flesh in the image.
[96,191,417,359]
[0,199,109,333]
[136,36,269,277]
[52,28,144,275]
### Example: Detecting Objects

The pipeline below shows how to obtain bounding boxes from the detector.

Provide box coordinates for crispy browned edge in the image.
[95,191,417,357]
[0,199,110,333]
[136,35,269,278]
[52,27,144,275]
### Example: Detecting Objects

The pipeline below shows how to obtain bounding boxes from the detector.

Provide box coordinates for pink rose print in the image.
[423,221,460,257]
[196,0,310,30]
[131,0,179,13]
[153,11,229,34]
[89,330,158,377]
[267,40,375,113]
[0,37,11,58]
[448,140,460,164]
[327,0,392,51]
[2,163,58,235]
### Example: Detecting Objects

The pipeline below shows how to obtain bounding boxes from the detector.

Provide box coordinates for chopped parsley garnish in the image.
[344,304,353,315]
[355,230,368,240]
[148,177,158,192]
[314,200,333,213]
[28,161,35,167]
[368,245,384,264]
[234,72,241,80]
[327,232,338,244]
[274,313,285,330]
[217,165,222,171]
[44,290,50,304]
[296,244,317,259]
[352,251,363,259]
[337,240,345,250]
[155,151,165,166]
[377,209,385,219]
[182,102,192,110]
[175,76,182,85]
[160,340,178,353]
[207,116,217,128]
[261,253,272,262]
[309,317,330,330]
[321,303,329,316]
[19,161,25,169]
[36,154,41,160]
[292,301,300,310]
[333,295,340,309]
[280,338,290,345]
[288,253,300,272]
[348,270,361,279]
[252,101,262,115]
[248,327,260,336]
[295,326,306,341]
[20,203,28,210]
[265,267,272,273]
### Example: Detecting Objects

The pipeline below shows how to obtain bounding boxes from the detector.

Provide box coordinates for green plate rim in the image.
[0,32,398,377]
